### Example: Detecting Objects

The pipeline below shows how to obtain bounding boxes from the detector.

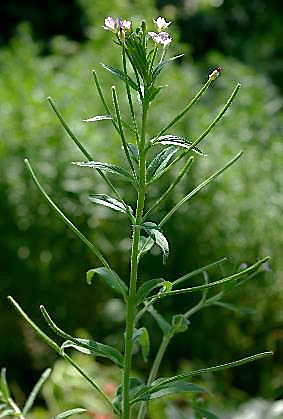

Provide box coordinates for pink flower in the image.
[148,31,172,46]
[103,16,131,33]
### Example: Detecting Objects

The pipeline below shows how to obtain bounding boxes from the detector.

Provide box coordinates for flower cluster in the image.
[148,17,172,46]
[103,16,132,42]
[103,16,172,47]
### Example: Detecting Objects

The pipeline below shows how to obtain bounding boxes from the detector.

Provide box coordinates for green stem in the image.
[122,108,148,419]
[137,333,172,419]
[7,296,115,414]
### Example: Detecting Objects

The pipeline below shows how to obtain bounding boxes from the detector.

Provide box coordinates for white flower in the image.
[121,19,132,30]
[148,31,172,46]
[103,17,132,33]
[153,17,171,32]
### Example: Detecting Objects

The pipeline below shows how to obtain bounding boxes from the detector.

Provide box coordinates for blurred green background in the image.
[1,0,282,417]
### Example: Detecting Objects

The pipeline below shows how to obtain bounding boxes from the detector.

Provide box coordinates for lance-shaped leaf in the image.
[89,193,132,215]
[133,327,150,362]
[147,146,179,182]
[73,161,134,183]
[23,368,52,414]
[87,267,128,299]
[138,236,155,258]
[132,381,205,403]
[127,143,139,164]
[136,278,163,304]
[141,222,169,262]
[147,306,171,335]
[0,369,10,400]
[102,63,139,91]
[53,408,87,419]
[61,338,124,368]
[113,378,145,414]
[152,135,206,156]
[83,115,112,122]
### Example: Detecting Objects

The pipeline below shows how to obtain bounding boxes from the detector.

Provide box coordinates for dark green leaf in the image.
[147,306,171,334]
[133,327,150,362]
[86,267,128,299]
[53,408,87,419]
[102,63,139,91]
[73,161,134,182]
[89,193,131,214]
[134,382,205,402]
[127,143,139,164]
[147,146,178,182]
[138,236,155,257]
[23,368,52,414]
[61,338,124,368]
[152,135,206,156]
[114,378,145,413]
[83,115,112,122]
[136,278,163,304]
[141,222,169,262]
[0,369,10,400]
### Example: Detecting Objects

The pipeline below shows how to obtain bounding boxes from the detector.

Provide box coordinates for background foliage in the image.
[1,0,282,416]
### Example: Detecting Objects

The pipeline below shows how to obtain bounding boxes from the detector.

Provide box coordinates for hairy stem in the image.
[122,107,148,419]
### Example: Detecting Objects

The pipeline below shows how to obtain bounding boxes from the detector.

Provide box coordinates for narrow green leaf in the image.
[133,382,204,402]
[127,143,139,164]
[53,408,87,419]
[147,306,171,334]
[133,327,150,362]
[136,278,163,304]
[102,63,139,91]
[152,135,206,156]
[83,115,112,122]
[89,193,131,214]
[86,267,128,299]
[147,146,179,182]
[61,338,124,368]
[23,368,52,414]
[24,159,110,269]
[141,222,169,262]
[152,352,273,389]
[161,257,270,297]
[138,236,155,257]
[0,369,10,400]
[73,161,134,182]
